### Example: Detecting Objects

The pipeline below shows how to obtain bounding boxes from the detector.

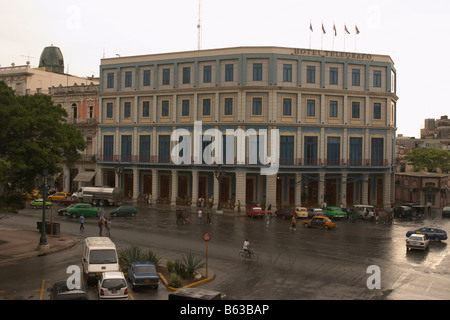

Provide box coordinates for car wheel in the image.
[325,225,330,230]
[72,213,77,219]
[435,237,440,242]
[303,223,309,228]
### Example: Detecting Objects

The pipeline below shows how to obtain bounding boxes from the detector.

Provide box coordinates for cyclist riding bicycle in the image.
[243,239,253,258]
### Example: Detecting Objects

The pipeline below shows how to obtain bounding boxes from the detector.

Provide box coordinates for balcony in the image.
[97,155,390,168]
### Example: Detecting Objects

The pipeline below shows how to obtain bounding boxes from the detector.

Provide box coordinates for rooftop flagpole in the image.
[309,20,313,49]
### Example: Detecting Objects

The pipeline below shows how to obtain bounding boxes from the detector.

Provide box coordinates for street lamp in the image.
[115,163,124,198]
[214,164,225,211]
[36,168,53,250]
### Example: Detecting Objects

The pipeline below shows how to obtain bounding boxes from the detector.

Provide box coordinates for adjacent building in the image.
[96,46,398,210]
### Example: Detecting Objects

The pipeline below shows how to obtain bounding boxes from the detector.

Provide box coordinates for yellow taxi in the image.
[47,192,71,202]
[22,189,42,199]
[301,216,336,230]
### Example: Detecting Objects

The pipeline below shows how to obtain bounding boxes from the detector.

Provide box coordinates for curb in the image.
[158,272,213,292]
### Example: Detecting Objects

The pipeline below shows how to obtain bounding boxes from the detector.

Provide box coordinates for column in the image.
[63,166,71,192]
[151,169,159,200]
[340,172,348,206]
[132,167,139,201]
[383,172,392,210]
[362,174,369,205]
[235,171,246,212]
[191,169,199,208]
[213,172,219,209]
[95,167,103,188]
[171,169,178,205]
[266,174,277,210]
[318,172,325,206]
[295,173,302,206]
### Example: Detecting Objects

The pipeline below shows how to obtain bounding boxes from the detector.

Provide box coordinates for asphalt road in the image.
[1,204,450,300]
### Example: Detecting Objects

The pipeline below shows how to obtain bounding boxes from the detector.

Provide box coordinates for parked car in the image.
[406,227,448,241]
[393,206,413,218]
[57,196,81,206]
[67,203,99,218]
[295,207,308,218]
[307,208,324,217]
[58,203,77,216]
[275,208,295,219]
[323,206,347,219]
[22,189,42,199]
[302,216,336,229]
[246,206,265,218]
[127,262,160,289]
[442,206,450,218]
[98,272,129,300]
[352,205,374,218]
[406,234,430,251]
[30,198,52,209]
[109,205,137,217]
[48,281,88,300]
[47,192,71,202]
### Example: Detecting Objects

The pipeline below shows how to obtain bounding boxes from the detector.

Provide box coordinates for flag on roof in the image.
[355,25,360,34]
[322,23,326,34]
[310,21,313,32]
[333,23,337,36]
[345,25,350,34]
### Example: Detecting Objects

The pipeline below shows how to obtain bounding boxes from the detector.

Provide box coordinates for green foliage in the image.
[406,148,450,173]
[168,273,183,288]
[0,81,86,211]
[181,251,206,279]
[118,245,161,273]
[166,259,175,273]
[118,245,143,272]
[142,250,161,267]
[173,260,188,279]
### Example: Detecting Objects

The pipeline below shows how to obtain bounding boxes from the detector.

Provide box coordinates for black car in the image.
[393,206,413,218]
[275,208,295,219]
[48,281,88,300]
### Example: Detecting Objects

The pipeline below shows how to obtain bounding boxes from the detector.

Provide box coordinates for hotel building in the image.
[96,46,398,210]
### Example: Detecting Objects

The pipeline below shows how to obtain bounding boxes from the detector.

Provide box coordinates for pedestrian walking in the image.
[290,215,297,230]
[427,201,432,215]
[79,215,85,230]
[198,209,203,224]
[105,218,112,237]
[98,217,104,236]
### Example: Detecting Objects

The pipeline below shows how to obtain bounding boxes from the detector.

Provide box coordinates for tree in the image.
[405,148,450,173]
[0,81,86,212]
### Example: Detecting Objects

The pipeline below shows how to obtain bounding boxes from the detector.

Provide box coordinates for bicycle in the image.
[238,249,258,262]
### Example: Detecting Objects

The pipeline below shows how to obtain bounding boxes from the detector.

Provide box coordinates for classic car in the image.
[275,208,295,219]
[442,206,450,218]
[246,206,265,218]
[302,216,336,229]
[67,203,99,218]
[127,261,160,289]
[30,198,52,209]
[47,192,71,202]
[294,207,308,218]
[109,205,137,217]
[323,206,347,219]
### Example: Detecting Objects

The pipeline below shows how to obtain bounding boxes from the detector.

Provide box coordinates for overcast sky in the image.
[1,0,449,137]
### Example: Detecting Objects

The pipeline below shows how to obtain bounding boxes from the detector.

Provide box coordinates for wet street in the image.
[1,204,450,300]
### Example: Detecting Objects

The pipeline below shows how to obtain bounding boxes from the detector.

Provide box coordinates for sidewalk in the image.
[0,227,77,265]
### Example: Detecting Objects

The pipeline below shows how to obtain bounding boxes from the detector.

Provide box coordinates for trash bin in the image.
[36,222,60,235]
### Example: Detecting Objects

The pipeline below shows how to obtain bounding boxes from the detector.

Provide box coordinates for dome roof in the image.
[39,45,64,74]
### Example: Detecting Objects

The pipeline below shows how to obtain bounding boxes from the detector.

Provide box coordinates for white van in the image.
[82,237,119,283]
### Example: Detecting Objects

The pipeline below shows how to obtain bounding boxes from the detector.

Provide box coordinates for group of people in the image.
[197,198,213,224]
[78,207,112,237]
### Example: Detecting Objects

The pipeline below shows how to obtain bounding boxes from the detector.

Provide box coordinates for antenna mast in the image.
[197,0,202,50]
